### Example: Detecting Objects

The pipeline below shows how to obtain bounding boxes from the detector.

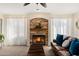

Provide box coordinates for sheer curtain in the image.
[52,17,71,39]
[6,17,26,45]
[0,19,2,33]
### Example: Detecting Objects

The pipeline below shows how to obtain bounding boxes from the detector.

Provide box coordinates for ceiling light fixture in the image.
[23,3,47,8]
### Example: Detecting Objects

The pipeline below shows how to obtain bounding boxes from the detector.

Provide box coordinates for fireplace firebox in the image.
[32,35,45,45]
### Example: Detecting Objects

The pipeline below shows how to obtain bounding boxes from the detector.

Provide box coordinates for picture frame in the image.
[76,21,79,29]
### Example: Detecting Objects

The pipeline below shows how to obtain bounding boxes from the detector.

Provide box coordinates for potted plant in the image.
[0,33,4,43]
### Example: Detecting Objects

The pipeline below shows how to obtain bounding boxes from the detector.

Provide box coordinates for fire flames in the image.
[36,37,41,42]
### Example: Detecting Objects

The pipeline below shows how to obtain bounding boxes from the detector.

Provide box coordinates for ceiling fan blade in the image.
[24,3,30,6]
[40,3,47,8]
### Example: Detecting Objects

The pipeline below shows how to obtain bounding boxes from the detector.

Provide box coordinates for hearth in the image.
[31,35,45,45]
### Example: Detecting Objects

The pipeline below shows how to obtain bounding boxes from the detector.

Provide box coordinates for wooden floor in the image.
[27,45,45,56]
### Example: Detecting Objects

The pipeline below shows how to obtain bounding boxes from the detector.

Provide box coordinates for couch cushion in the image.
[62,37,72,49]
[59,50,70,56]
[54,43,70,56]
[56,34,63,46]
[69,38,79,55]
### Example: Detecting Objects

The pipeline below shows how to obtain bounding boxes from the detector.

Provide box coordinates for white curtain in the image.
[52,17,71,39]
[0,19,2,33]
[5,17,26,45]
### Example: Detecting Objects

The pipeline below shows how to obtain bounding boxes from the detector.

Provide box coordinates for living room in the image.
[0,3,79,56]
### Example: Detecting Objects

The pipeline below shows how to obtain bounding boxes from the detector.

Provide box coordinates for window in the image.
[53,18,70,39]
[6,17,26,45]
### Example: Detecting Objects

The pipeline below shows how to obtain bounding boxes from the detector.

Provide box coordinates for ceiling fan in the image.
[24,3,47,8]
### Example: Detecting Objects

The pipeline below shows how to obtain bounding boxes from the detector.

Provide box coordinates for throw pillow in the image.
[62,37,72,49]
[56,34,63,46]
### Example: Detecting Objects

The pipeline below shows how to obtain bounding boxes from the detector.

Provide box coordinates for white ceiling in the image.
[0,3,79,15]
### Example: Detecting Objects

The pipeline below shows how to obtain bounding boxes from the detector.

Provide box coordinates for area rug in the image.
[27,45,45,56]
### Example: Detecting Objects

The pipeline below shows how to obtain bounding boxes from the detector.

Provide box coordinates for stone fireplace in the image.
[30,18,48,45]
